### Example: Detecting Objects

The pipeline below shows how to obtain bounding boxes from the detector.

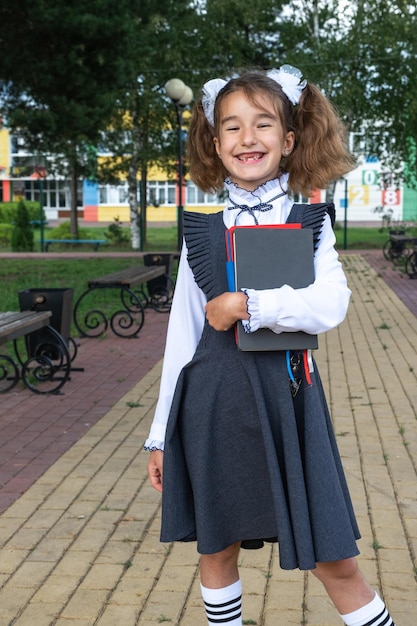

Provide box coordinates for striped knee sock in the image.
[340,592,395,625]
[200,579,242,625]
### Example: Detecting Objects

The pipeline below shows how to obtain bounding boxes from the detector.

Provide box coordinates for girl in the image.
[145,66,396,626]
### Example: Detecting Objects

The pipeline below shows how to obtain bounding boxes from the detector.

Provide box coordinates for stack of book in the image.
[225,224,318,351]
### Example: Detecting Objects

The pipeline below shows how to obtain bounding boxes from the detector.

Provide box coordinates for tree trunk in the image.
[128,158,141,250]
[140,162,148,245]
[70,166,79,238]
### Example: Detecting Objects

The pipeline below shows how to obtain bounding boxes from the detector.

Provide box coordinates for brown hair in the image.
[187,70,355,196]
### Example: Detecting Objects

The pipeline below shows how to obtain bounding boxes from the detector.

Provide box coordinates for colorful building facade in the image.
[1,127,417,225]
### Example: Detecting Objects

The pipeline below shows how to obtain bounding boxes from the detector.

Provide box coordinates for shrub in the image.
[11,200,34,252]
[106,217,129,245]
[47,221,90,239]
[0,223,13,246]
[0,201,45,224]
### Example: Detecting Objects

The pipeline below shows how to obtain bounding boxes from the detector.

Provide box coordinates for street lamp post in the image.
[165,78,193,251]
[35,164,48,252]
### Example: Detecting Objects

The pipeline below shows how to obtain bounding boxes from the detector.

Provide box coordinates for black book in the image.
[229,226,318,351]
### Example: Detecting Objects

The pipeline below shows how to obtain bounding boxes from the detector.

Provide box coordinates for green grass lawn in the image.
[334,225,389,250]
[0,256,178,355]
[0,222,405,363]
[1,258,145,312]
[0,225,400,315]
[2,222,396,253]
[0,225,397,297]
[29,224,178,252]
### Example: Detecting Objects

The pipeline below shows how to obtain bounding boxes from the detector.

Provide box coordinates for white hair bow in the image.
[202,78,227,127]
[267,65,307,105]
[201,64,306,126]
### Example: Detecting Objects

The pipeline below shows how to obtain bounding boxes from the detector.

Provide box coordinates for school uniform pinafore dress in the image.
[160,204,361,571]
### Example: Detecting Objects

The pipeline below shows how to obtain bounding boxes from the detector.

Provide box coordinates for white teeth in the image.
[238,154,262,162]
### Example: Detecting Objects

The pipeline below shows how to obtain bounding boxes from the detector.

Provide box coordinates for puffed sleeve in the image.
[144,242,207,450]
[241,214,351,335]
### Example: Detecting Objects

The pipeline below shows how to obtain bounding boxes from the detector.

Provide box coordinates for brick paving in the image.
[0,250,416,624]
[0,308,169,514]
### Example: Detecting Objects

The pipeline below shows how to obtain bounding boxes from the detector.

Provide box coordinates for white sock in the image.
[200,579,242,625]
[340,591,395,625]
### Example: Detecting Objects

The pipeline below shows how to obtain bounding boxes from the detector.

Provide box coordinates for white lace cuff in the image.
[241,288,260,334]
[144,439,165,451]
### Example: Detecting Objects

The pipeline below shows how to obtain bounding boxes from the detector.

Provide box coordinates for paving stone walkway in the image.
[0,252,416,625]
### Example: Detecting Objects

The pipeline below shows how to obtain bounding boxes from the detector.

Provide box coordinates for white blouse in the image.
[144,176,351,450]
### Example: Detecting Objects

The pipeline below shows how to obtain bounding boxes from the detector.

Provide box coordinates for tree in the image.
[191,0,288,76]
[98,0,199,249]
[99,80,175,249]
[196,0,417,188]
[276,1,417,186]
[2,0,417,247]
[0,0,141,237]
[11,200,34,252]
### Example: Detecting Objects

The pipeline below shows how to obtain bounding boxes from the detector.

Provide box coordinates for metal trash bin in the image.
[143,253,173,293]
[18,288,74,358]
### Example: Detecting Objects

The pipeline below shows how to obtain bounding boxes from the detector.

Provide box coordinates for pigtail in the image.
[286,84,356,197]
[187,99,227,194]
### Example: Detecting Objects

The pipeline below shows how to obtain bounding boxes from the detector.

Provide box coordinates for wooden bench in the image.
[73,265,172,338]
[0,311,71,394]
[383,233,417,267]
[44,239,107,251]
[87,265,165,289]
[0,311,52,344]
[389,234,417,246]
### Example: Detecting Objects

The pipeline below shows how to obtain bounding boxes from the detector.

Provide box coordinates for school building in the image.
[1,127,417,225]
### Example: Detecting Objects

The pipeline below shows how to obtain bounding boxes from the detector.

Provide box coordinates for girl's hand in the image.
[205,291,249,331]
[147,450,164,492]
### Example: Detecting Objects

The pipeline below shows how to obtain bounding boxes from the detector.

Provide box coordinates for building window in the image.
[99,186,108,204]
[119,186,129,203]
[186,182,224,205]
[23,180,81,209]
[147,181,176,206]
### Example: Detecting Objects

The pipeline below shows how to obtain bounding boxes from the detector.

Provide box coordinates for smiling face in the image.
[213,90,295,191]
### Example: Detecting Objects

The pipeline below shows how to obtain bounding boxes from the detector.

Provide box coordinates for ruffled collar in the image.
[225,174,288,204]
[223,174,292,227]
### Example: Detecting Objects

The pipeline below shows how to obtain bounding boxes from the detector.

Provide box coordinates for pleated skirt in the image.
[161,329,361,571]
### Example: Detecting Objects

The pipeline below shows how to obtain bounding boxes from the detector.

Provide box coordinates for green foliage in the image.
[0,258,138,314]
[0,201,44,224]
[277,1,417,184]
[143,226,177,251]
[191,1,417,187]
[0,0,145,236]
[0,0,141,149]
[334,226,392,250]
[0,223,177,252]
[106,217,129,245]
[11,200,34,252]
[0,223,13,245]
[198,0,285,71]
[47,221,90,240]
[2,0,417,205]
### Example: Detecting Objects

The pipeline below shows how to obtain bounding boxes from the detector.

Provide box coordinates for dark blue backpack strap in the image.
[286,202,335,251]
